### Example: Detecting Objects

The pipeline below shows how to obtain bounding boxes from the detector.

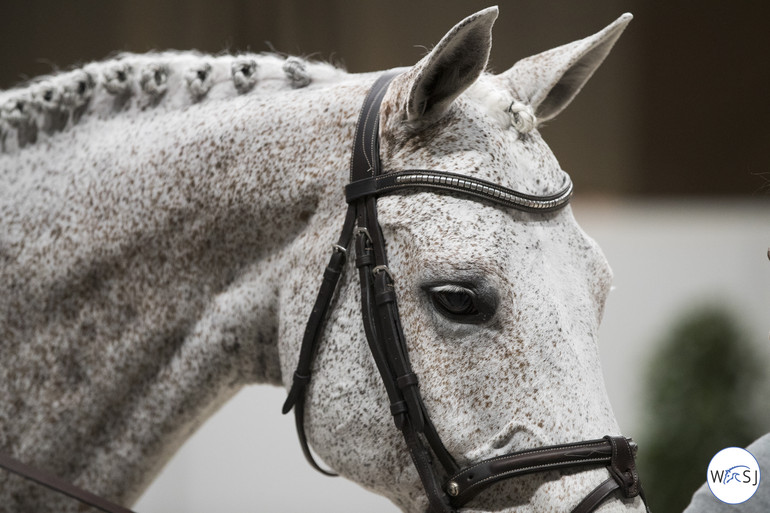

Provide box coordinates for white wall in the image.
[574,199,770,433]
[135,199,770,512]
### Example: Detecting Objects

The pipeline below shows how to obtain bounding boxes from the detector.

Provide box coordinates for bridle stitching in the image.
[459,456,611,497]
[367,86,388,173]
[450,440,607,479]
[360,78,390,175]
[369,179,572,210]
[388,171,573,202]
[361,99,375,172]
[349,78,382,181]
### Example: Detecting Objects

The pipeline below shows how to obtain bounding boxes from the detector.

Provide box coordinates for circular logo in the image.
[707,447,761,504]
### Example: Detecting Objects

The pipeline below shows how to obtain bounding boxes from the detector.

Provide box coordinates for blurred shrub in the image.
[638,306,765,513]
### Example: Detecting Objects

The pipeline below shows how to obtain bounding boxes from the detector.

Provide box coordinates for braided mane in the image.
[0,52,346,153]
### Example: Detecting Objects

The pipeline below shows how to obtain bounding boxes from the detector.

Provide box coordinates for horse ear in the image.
[402,7,498,125]
[500,13,632,124]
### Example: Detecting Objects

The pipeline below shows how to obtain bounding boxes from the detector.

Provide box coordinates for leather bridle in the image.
[282,72,650,513]
[0,72,649,513]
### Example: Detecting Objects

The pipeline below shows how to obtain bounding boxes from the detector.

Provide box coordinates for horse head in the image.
[0,6,646,513]
[286,7,646,512]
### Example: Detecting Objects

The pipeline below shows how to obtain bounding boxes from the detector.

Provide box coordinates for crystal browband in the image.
[345,169,573,213]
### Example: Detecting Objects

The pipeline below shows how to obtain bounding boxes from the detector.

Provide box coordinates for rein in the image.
[0,451,136,513]
[282,72,650,513]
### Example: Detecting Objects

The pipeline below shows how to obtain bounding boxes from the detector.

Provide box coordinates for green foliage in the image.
[638,306,764,513]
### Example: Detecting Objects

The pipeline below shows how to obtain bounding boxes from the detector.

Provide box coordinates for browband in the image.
[346,169,573,212]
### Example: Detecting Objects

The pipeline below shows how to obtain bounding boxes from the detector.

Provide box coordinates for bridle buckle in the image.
[372,265,393,281]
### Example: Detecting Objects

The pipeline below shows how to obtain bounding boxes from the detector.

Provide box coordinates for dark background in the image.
[2,0,768,196]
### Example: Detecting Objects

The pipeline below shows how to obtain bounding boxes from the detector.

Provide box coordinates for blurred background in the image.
[2,1,768,512]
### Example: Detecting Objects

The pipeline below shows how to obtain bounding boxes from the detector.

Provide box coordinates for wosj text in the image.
[710,466,760,487]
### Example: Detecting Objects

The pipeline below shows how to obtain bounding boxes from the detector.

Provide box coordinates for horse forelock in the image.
[0,51,347,154]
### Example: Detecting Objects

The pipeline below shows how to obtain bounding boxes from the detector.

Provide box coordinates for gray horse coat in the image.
[0,7,645,512]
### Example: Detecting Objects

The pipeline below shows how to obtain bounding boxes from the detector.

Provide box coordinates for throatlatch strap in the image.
[282,72,402,476]
[282,205,356,416]
[281,204,356,476]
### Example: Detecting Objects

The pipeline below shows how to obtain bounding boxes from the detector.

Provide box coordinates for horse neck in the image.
[0,61,370,506]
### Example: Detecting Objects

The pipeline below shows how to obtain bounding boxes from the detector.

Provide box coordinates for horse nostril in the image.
[491,437,508,450]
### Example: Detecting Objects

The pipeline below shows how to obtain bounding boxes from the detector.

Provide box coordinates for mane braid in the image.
[0,52,347,154]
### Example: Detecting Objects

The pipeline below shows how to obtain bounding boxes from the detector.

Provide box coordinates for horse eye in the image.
[429,286,482,322]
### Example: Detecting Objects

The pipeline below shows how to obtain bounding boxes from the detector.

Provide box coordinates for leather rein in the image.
[282,72,650,513]
[0,72,649,513]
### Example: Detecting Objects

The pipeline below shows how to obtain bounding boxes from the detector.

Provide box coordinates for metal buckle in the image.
[372,265,394,281]
[331,243,347,255]
[355,227,371,243]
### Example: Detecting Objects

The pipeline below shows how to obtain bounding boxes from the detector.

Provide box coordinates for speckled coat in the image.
[0,7,645,513]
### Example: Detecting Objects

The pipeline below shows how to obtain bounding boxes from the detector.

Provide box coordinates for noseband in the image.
[283,72,650,513]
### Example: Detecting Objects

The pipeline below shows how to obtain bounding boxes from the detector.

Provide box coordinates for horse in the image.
[0,7,648,513]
